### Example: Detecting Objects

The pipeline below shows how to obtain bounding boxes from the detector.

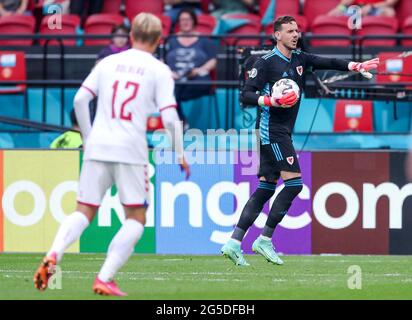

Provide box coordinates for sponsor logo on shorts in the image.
[287,156,294,165]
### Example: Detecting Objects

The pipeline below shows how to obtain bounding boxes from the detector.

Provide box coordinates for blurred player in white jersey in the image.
[33,13,189,296]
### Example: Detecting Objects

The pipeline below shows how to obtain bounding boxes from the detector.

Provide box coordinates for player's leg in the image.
[221,145,278,266]
[253,141,303,265]
[93,164,148,296]
[34,160,112,291]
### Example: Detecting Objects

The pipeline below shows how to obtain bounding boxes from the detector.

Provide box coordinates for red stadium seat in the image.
[333,100,374,132]
[303,0,341,27]
[395,0,412,26]
[221,14,262,46]
[84,14,126,46]
[174,14,216,34]
[310,15,351,47]
[201,0,211,14]
[102,0,122,14]
[259,0,300,17]
[156,14,171,40]
[357,16,398,47]
[401,16,412,46]
[40,14,81,46]
[0,15,35,46]
[125,0,163,22]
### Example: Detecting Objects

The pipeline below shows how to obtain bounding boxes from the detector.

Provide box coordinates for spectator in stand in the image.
[165,8,217,124]
[211,0,256,19]
[70,0,102,18]
[50,109,82,149]
[96,24,131,64]
[164,0,202,24]
[0,0,30,16]
[42,0,71,15]
[328,0,399,17]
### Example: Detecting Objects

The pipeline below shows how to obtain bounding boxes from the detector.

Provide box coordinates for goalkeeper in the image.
[221,15,379,266]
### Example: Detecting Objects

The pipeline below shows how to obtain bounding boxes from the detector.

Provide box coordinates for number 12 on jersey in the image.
[111,80,140,121]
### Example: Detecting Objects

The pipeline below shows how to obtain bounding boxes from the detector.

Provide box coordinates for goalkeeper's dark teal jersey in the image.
[242,47,349,144]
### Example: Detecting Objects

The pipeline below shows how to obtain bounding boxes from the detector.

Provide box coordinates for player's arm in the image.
[157,66,190,179]
[241,58,298,107]
[73,64,100,142]
[304,52,380,78]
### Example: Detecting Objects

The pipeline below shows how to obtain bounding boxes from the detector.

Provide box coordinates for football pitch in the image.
[1,254,412,300]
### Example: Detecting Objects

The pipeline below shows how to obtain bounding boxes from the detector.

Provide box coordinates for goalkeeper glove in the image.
[259,91,298,108]
[348,58,380,79]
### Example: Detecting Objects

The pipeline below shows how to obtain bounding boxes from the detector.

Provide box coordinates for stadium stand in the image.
[401,16,412,47]
[84,13,126,46]
[396,0,412,27]
[310,15,351,47]
[303,0,341,27]
[259,0,300,16]
[357,16,399,47]
[156,14,172,40]
[124,0,164,22]
[39,14,81,46]
[0,15,36,46]
[220,13,262,46]
[101,0,122,14]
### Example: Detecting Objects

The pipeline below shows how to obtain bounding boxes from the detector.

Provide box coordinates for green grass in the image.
[0,253,412,300]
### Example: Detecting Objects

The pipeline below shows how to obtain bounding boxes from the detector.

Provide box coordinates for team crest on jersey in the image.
[296,66,303,76]
[248,68,257,79]
[287,156,294,165]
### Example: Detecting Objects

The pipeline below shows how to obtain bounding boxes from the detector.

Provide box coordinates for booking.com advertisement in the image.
[0,150,411,254]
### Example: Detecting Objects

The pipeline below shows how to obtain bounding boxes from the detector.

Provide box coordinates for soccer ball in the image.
[272,78,300,108]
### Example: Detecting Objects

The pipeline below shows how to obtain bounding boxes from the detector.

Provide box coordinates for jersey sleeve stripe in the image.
[81,85,97,98]
[160,104,177,112]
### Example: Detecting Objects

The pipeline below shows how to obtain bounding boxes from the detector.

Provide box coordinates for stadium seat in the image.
[125,0,164,22]
[40,14,81,46]
[102,0,122,14]
[395,0,412,27]
[0,15,35,46]
[333,100,374,132]
[84,14,126,46]
[174,14,216,34]
[401,16,412,46]
[220,14,262,46]
[303,0,341,27]
[156,14,171,40]
[0,51,28,117]
[259,0,300,17]
[201,0,211,14]
[310,15,352,47]
[357,16,398,47]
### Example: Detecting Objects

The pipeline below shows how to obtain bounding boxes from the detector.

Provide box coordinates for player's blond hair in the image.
[131,13,162,45]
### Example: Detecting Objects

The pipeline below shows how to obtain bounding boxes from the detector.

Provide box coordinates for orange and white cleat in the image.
[93,277,127,297]
[33,252,57,291]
